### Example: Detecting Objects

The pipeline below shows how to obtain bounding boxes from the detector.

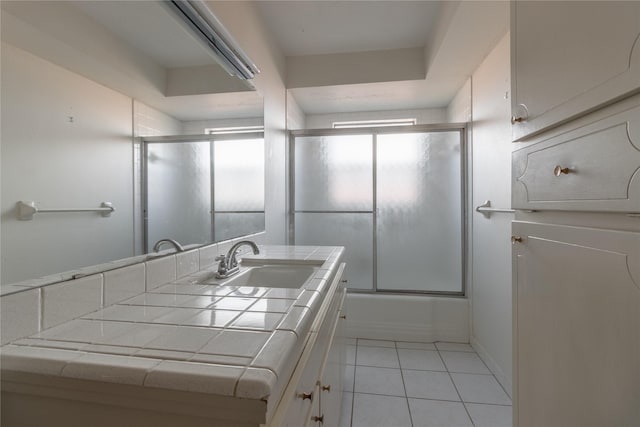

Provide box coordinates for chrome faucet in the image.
[216,240,260,278]
[153,238,184,253]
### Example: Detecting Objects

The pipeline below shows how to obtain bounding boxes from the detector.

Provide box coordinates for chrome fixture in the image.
[475,200,515,218]
[216,240,260,278]
[153,238,185,253]
[17,200,114,221]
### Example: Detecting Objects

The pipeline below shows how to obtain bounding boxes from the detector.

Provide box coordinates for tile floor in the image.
[340,339,512,427]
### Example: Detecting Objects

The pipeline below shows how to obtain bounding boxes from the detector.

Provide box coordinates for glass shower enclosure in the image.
[143,133,265,252]
[290,125,466,295]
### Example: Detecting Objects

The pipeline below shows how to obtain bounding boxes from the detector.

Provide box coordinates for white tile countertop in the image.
[1,245,344,406]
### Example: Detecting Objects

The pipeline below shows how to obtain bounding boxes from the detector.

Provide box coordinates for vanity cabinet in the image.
[511,1,640,141]
[273,263,346,427]
[512,221,640,427]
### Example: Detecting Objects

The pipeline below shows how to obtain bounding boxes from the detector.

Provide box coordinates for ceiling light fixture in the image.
[165,0,260,80]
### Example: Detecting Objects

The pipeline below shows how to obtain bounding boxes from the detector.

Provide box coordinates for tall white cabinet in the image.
[510,2,640,426]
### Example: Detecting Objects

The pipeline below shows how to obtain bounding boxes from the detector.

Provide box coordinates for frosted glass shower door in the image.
[293,135,374,290]
[213,138,265,241]
[376,131,463,292]
[146,141,212,250]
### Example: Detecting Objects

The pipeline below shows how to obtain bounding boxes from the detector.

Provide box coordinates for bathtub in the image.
[344,293,469,343]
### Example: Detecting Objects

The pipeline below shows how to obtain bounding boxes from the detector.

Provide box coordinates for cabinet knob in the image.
[511,236,523,244]
[511,115,525,124]
[321,384,331,392]
[300,392,313,400]
[553,165,572,176]
[312,415,324,424]
[339,315,347,320]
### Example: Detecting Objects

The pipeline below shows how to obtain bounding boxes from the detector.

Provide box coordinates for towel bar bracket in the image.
[475,200,516,219]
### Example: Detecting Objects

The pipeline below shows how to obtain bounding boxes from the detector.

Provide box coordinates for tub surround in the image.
[0,243,345,426]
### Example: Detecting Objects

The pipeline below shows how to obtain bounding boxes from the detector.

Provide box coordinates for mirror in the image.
[0,1,264,288]
[143,132,265,252]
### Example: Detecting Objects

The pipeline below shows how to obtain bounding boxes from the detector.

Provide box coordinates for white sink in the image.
[223,264,318,288]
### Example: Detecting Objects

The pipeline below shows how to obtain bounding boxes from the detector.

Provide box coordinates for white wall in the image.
[286,91,307,131]
[450,34,513,395]
[305,107,447,129]
[206,1,288,245]
[447,79,472,122]
[0,43,135,284]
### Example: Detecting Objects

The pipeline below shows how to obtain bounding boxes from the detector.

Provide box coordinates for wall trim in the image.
[471,335,512,398]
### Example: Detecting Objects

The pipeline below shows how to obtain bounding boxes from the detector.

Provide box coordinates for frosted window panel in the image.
[214,139,265,211]
[214,213,265,242]
[376,132,462,292]
[294,135,373,211]
[146,142,212,250]
[294,213,373,290]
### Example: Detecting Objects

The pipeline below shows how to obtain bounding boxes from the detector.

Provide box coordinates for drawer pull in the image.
[511,236,523,244]
[312,415,324,424]
[511,115,525,124]
[553,165,572,176]
[340,315,347,320]
[321,384,331,392]
[300,392,313,400]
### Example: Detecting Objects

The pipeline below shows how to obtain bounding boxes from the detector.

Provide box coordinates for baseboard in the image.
[471,335,512,398]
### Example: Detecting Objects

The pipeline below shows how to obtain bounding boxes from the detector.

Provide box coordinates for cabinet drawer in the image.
[512,99,640,212]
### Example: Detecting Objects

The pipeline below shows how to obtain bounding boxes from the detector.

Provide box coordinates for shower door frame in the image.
[288,123,468,296]
[141,132,265,253]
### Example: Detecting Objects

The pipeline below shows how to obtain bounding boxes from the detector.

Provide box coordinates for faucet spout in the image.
[216,240,260,279]
[153,238,185,253]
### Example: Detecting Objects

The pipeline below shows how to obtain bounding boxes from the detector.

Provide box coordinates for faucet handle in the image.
[215,255,228,268]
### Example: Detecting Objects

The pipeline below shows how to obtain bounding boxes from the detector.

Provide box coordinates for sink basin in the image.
[222,264,318,288]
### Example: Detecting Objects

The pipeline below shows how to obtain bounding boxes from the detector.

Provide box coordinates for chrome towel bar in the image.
[17,200,115,221]
[475,200,515,219]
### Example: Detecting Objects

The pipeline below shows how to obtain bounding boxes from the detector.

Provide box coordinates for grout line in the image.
[395,341,415,427]
[437,346,476,427]
[353,391,497,406]
[349,343,358,427]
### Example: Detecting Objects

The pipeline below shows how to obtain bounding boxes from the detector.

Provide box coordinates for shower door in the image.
[291,126,465,294]
[144,135,265,252]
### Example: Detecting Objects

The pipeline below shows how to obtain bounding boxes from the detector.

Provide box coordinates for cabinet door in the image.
[511,1,640,141]
[512,221,640,427]
[317,289,346,427]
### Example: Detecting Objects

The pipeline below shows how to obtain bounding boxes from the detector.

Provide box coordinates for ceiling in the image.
[72,1,215,69]
[256,0,509,115]
[56,1,263,121]
[77,1,509,118]
[9,1,508,120]
[254,1,443,56]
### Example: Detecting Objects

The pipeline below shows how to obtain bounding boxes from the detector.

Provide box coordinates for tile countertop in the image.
[0,245,344,403]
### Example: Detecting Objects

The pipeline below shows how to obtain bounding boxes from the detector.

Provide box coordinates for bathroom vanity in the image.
[0,244,346,427]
